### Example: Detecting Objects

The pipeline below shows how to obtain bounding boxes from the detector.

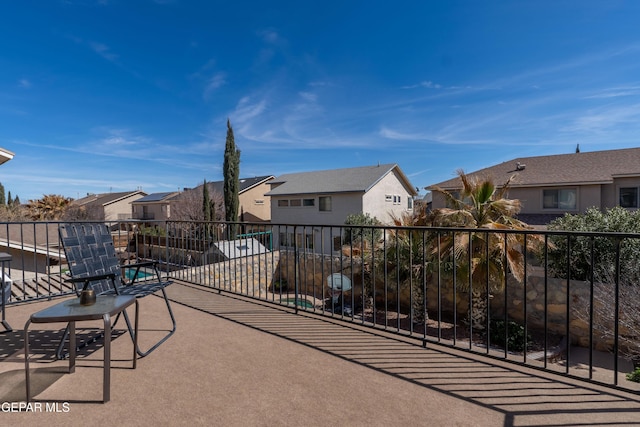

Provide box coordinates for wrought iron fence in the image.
[2,219,640,394]
[164,220,640,393]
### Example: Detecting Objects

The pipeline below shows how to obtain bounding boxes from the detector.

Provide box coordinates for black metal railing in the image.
[3,219,640,394]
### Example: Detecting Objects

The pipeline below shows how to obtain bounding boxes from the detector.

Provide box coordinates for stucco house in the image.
[73,190,147,221]
[131,192,180,221]
[428,147,640,225]
[266,163,417,253]
[186,176,275,222]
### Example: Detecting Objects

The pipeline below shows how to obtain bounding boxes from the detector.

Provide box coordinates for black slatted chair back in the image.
[59,223,122,295]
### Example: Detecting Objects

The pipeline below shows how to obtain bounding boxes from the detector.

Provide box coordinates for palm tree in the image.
[26,194,72,221]
[429,169,542,329]
[384,205,434,325]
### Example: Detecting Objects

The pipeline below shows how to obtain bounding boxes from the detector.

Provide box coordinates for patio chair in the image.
[57,222,176,358]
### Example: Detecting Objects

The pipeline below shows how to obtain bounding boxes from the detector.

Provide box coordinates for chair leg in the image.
[121,289,176,358]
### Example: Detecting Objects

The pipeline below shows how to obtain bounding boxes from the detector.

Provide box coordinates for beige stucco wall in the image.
[104,195,144,221]
[432,184,608,216]
[132,203,169,220]
[362,169,414,224]
[239,181,273,222]
[506,184,601,215]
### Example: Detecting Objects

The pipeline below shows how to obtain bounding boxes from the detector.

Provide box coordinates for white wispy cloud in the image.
[298,91,317,102]
[18,79,31,88]
[561,103,640,134]
[203,72,227,99]
[401,80,443,89]
[583,85,640,99]
[89,42,118,62]
[258,28,282,45]
[233,96,268,124]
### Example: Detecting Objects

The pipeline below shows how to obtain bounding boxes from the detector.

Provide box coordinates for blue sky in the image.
[2,1,640,202]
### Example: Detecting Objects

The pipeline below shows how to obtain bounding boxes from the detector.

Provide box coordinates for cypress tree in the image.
[202,179,212,238]
[0,183,5,206]
[6,191,12,206]
[223,119,240,239]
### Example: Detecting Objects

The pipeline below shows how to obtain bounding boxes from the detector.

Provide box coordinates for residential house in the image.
[428,147,640,225]
[72,191,147,221]
[266,164,417,253]
[131,192,180,221]
[187,175,275,222]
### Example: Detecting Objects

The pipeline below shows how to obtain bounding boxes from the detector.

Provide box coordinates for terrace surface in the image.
[2,280,640,426]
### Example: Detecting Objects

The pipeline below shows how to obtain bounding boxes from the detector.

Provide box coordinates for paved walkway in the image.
[1,282,640,426]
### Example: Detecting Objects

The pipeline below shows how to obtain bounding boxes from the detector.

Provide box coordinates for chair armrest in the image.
[66,273,117,283]
[65,273,117,292]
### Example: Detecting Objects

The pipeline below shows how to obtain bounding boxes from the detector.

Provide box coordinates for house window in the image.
[385,194,392,202]
[303,198,315,207]
[254,199,264,205]
[278,199,289,207]
[543,189,577,210]
[407,197,413,210]
[319,196,332,211]
[290,199,302,207]
[620,187,639,208]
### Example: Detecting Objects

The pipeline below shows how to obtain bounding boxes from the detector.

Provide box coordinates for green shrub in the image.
[546,207,640,283]
[489,320,531,352]
[139,225,167,237]
[272,279,288,292]
[343,213,382,245]
[626,368,640,382]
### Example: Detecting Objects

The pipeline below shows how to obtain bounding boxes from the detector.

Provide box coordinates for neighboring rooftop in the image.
[430,147,640,189]
[73,190,147,206]
[190,175,275,195]
[266,164,417,196]
[131,192,180,204]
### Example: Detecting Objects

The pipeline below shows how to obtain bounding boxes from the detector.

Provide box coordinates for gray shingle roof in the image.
[430,147,640,189]
[266,164,416,196]
[190,175,275,195]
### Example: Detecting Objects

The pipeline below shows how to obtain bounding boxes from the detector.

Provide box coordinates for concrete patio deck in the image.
[2,281,640,426]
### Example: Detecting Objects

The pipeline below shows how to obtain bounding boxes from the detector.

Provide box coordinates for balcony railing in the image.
[2,219,640,394]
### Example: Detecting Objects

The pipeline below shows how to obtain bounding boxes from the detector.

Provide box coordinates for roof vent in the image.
[515,162,526,171]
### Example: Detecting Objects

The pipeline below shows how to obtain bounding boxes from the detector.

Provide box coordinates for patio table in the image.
[24,295,138,403]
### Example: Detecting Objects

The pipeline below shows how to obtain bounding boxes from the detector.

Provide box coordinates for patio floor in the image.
[2,281,640,426]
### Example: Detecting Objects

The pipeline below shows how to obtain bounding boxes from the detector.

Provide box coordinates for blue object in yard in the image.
[1,252,12,332]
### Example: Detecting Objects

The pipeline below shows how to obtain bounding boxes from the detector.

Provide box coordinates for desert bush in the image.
[546,207,640,282]
[343,213,382,246]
